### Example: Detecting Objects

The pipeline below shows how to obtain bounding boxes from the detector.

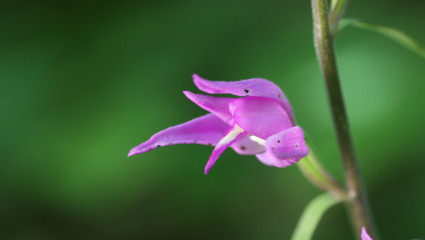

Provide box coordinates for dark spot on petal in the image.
[156,145,161,147]
[240,146,246,150]
[277,140,280,143]
[295,144,299,148]
[244,89,249,94]
[278,94,281,98]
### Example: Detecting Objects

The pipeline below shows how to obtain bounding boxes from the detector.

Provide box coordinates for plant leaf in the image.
[290,193,342,240]
[338,19,425,59]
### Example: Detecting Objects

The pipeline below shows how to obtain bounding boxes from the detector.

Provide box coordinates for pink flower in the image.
[362,227,373,240]
[128,74,309,174]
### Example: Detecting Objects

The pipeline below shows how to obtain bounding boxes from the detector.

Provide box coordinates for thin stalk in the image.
[297,146,346,198]
[311,0,377,239]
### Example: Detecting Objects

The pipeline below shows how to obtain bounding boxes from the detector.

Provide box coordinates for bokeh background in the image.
[1,0,424,239]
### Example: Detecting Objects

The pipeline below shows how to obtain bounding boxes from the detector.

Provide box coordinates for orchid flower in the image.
[361,227,373,240]
[128,74,309,174]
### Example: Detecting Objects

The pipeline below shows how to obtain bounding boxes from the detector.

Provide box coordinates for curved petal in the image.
[361,227,373,240]
[229,96,293,139]
[193,74,294,122]
[256,150,280,166]
[230,135,266,155]
[256,126,308,168]
[205,125,246,174]
[128,114,230,156]
[183,91,234,125]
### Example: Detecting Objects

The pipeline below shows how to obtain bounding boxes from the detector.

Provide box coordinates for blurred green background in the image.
[1,0,424,239]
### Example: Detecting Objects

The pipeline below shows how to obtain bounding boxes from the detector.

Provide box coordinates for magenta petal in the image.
[265,126,308,167]
[256,150,280,166]
[204,125,246,174]
[230,136,266,155]
[255,126,308,168]
[193,74,295,122]
[230,96,293,139]
[183,91,234,125]
[128,114,230,156]
[361,227,373,240]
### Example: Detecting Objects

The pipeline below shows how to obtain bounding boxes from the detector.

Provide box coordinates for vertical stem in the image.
[311,0,377,239]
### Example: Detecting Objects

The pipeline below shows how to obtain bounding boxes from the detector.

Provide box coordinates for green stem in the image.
[311,0,377,239]
[297,146,345,198]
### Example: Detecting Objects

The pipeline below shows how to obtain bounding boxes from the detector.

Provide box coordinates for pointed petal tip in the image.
[361,227,373,240]
[182,90,193,98]
[182,91,235,125]
[192,73,202,83]
[204,157,215,174]
[192,73,200,79]
[128,143,148,157]
[127,148,138,157]
[183,91,198,103]
[204,166,211,175]
[127,141,155,157]
[192,73,209,90]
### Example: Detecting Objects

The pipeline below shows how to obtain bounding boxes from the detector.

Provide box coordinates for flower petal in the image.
[230,135,266,155]
[256,150,280,166]
[266,126,308,161]
[205,125,246,174]
[229,96,293,139]
[256,126,308,167]
[128,114,230,157]
[361,227,373,240]
[193,74,295,122]
[183,91,234,125]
